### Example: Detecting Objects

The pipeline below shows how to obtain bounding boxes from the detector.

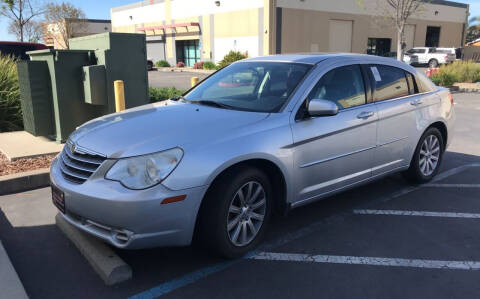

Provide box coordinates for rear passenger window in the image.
[370,65,409,101]
[309,65,366,110]
[406,72,417,94]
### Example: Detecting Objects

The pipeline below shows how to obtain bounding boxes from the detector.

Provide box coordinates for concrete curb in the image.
[156,67,215,74]
[0,168,50,195]
[0,240,29,299]
[55,214,132,286]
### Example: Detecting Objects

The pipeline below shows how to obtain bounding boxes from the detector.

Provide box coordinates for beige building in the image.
[43,18,112,49]
[111,0,469,66]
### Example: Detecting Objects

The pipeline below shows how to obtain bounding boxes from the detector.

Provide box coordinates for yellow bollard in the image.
[114,80,125,112]
[191,76,199,87]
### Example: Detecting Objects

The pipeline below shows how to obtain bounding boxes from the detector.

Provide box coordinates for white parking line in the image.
[384,163,480,202]
[423,184,480,188]
[130,163,480,298]
[353,209,480,219]
[251,252,480,271]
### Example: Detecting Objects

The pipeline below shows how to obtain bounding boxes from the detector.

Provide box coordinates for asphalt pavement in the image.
[148,70,209,90]
[0,92,479,298]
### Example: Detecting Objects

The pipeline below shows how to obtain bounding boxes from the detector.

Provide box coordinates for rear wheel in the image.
[428,59,439,68]
[404,127,444,184]
[196,166,272,258]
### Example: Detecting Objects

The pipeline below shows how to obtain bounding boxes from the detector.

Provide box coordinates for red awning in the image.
[137,22,199,33]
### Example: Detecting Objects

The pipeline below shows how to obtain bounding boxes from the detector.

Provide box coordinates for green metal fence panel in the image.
[16,60,54,137]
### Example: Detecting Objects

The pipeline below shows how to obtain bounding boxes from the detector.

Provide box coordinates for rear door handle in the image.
[357,111,374,119]
[410,99,423,106]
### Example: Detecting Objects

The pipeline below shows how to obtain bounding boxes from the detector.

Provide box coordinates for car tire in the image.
[428,59,439,68]
[404,127,444,184]
[147,61,153,71]
[196,166,272,258]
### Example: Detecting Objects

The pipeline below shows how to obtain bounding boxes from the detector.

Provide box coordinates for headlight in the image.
[105,148,183,189]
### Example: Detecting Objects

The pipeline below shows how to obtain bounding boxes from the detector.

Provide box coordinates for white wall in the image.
[171,0,263,20]
[111,2,166,27]
[214,36,258,63]
[277,0,468,24]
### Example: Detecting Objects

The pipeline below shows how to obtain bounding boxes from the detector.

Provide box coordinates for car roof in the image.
[242,52,422,77]
[0,41,47,48]
[244,53,414,69]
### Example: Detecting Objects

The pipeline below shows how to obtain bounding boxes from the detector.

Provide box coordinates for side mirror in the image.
[307,98,339,117]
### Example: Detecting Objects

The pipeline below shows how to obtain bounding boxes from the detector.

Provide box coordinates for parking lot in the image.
[148,70,209,90]
[1,92,479,298]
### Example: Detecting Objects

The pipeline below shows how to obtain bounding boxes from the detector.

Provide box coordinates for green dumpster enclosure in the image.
[17,32,149,142]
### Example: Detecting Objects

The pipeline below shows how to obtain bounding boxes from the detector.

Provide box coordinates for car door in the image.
[418,48,428,64]
[290,63,378,206]
[368,64,420,176]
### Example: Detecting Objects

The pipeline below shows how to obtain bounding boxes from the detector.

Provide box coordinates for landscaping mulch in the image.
[0,152,55,176]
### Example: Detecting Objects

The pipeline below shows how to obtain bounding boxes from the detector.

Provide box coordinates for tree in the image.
[8,19,42,42]
[384,0,424,61]
[0,0,45,42]
[467,16,480,44]
[44,2,86,49]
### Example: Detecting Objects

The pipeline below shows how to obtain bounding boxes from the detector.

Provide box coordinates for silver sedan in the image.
[50,53,455,258]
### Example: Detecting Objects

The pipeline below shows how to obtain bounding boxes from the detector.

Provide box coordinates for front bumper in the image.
[50,157,208,249]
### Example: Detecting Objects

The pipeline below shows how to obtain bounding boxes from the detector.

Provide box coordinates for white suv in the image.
[404,47,456,68]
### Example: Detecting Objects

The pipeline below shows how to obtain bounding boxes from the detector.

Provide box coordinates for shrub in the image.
[0,55,23,132]
[217,50,247,69]
[155,60,170,67]
[193,61,204,69]
[430,72,457,87]
[203,61,217,70]
[429,60,480,86]
[149,87,185,103]
[176,61,185,68]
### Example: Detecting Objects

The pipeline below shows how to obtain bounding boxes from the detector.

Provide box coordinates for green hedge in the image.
[217,50,247,69]
[149,87,185,103]
[203,61,217,70]
[0,55,23,132]
[155,60,170,67]
[430,61,480,86]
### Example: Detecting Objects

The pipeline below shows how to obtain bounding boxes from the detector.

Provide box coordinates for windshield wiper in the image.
[171,95,186,101]
[189,100,234,110]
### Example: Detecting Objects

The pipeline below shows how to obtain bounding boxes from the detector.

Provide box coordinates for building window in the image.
[176,40,200,67]
[367,38,392,57]
[425,26,440,47]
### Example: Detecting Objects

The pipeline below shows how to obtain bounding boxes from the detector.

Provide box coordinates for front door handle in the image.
[357,111,374,119]
[410,99,423,106]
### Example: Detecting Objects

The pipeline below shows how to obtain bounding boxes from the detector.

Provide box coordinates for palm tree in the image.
[466,16,480,44]
[469,16,480,25]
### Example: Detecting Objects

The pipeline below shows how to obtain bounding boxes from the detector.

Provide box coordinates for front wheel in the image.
[428,59,439,68]
[404,127,444,184]
[196,166,272,258]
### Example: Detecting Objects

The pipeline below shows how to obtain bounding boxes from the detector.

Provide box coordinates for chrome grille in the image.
[59,142,106,184]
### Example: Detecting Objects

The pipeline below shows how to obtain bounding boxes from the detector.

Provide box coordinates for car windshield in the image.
[406,48,426,54]
[184,61,311,112]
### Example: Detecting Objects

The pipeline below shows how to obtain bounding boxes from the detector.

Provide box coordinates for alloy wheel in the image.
[227,181,267,247]
[419,135,440,176]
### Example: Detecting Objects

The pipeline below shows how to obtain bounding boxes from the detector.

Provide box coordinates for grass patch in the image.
[149,87,185,103]
[430,61,480,86]
[0,55,23,132]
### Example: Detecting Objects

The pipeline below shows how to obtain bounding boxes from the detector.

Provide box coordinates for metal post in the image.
[191,76,199,87]
[114,80,125,112]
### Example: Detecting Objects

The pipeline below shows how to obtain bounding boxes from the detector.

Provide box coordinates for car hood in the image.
[69,101,269,158]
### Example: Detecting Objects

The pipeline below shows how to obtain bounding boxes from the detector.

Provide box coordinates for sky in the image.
[0,0,480,41]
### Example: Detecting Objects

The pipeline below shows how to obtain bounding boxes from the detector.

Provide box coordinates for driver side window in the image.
[308,65,366,110]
